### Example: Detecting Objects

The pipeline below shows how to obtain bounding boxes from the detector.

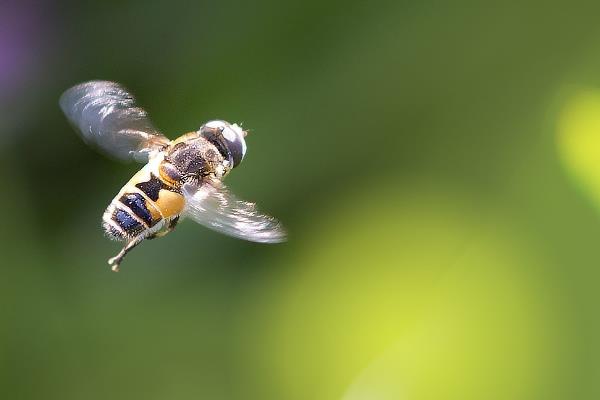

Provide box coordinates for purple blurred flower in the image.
[0,1,50,99]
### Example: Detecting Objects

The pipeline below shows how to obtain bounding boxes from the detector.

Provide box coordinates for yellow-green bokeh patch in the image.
[558,89,600,211]
[239,183,562,400]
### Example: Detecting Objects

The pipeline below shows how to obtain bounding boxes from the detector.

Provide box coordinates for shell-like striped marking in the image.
[119,192,154,226]
[102,203,145,239]
[102,153,185,240]
[113,207,145,236]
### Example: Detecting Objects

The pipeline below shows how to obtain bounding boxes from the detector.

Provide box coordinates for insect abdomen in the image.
[102,157,185,240]
[103,192,159,240]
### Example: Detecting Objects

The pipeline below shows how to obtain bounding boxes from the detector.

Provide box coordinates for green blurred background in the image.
[2,1,600,399]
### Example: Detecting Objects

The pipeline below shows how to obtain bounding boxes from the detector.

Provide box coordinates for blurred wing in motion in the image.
[60,80,170,162]
[182,181,287,243]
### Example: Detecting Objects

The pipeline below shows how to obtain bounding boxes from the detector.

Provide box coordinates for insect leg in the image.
[107,236,145,272]
[147,216,180,240]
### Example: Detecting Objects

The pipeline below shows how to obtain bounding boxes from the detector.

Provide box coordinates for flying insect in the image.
[60,81,286,272]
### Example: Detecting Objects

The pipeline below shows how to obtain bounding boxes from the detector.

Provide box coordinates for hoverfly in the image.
[60,81,286,272]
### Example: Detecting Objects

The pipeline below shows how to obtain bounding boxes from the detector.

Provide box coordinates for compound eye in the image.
[199,120,247,168]
[221,125,246,167]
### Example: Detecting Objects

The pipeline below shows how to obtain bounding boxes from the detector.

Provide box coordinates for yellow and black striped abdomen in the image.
[103,157,185,240]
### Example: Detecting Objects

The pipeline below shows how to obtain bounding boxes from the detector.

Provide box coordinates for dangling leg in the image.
[147,216,180,240]
[107,216,179,272]
[108,236,145,272]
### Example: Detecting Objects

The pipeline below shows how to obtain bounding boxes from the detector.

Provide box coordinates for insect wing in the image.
[60,80,170,162]
[182,181,287,243]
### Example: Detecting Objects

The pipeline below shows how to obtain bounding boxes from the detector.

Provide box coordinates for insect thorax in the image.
[163,135,229,183]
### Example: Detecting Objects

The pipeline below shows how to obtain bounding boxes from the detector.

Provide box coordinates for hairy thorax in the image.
[162,134,226,185]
